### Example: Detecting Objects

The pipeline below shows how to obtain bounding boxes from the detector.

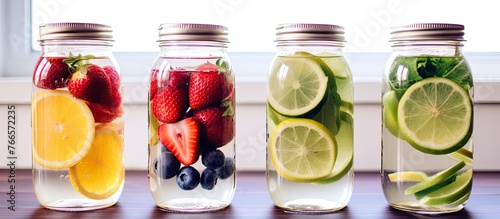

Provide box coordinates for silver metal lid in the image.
[39,22,113,42]
[390,23,465,46]
[275,23,345,45]
[158,23,229,43]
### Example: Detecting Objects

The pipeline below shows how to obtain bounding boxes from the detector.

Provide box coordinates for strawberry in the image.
[103,66,122,107]
[33,57,71,89]
[158,118,200,166]
[68,64,115,105]
[168,67,189,88]
[86,102,123,123]
[152,86,189,123]
[192,105,235,150]
[189,63,223,110]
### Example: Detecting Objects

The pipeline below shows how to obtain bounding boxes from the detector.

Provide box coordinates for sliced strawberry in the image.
[189,64,222,109]
[158,118,200,166]
[152,86,189,123]
[33,57,71,89]
[192,105,235,150]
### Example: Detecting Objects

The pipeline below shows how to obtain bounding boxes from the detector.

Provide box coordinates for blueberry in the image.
[153,152,180,179]
[200,168,218,190]
[202,150,225,169]
[217,157,235,180]
[176,166,200,190]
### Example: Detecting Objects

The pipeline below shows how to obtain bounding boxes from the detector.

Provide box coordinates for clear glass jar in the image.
[148,23,236,212]
[32,23,124,211]
[266,23,354,213]
[381,23,474,214]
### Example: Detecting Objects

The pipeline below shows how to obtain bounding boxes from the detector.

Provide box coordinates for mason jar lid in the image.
[275,23,345,46]
[158,23,229,44]
[39,22,113,43]
[390,23,465,46]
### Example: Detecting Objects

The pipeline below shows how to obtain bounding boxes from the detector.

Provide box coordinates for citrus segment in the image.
[383,90,400,137]
[69,125,124,200]
[405,161,465,195]
[267,56,328,116]
[388,171,428,182]
[313,113,353,185]
[398,77,472,154]
[32,90,95,169]
[449,147,473,166]
[419,169,473,206]
[270,118,337,183]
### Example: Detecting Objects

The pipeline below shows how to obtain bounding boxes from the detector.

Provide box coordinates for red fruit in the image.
[33,57,70,89]
[158,118,200,166]
[152,87,189,123]
[168,67,189,88]
[68,64,115,105]
[192,105,235,150]
[189,64,223,109]
[86,102,123,123]
[103,66,122,107]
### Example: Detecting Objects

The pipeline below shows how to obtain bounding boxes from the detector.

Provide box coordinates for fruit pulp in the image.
[382,56,473,214]
[148,57,236,212]
[266,54,354,213]
[32,56,124,211]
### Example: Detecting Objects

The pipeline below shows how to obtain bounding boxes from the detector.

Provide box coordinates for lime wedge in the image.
[405,161,466,195]
[383,90,400,137]
[313,112,354,185]
[316,52,351,79]
[449,147,473,166]
[419,169,473,206]
[398,77,473,154]
[388,171,428,182]
[270,118,337,183]
[268,56,328,116]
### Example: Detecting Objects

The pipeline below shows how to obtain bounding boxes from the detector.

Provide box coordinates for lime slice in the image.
[383,90,400,137]
[405,161,466,195]
[270,118,337,183]
[313,112,354,185]
[268,56,328,116]
[449,147,473,166]
[316,52,351,79]
[419,169,473,206]
[388,171,428,182]
[398,77,473,155]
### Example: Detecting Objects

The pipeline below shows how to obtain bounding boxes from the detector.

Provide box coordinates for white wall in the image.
[1,78,499,171]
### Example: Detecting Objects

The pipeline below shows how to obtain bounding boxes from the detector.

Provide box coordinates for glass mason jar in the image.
[381,23,474,214]
[266,23,354,213]
[148,23,236,212]
[32,23,124,211]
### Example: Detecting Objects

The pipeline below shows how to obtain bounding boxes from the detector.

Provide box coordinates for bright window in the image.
[31,0,499,52]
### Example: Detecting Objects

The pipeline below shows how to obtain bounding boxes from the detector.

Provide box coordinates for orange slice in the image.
[69,124,124,200]
[32,90,95,169]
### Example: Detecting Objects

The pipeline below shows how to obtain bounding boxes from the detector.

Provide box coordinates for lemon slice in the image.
[32,90,95,170]
[388,171,428,182]
[398,77,472,154]
[270,118,337,183]
[69,124,124,200]
[405,161,465,195]
[313,112,354,185]
[268,56,328,116]
[314,52,351,79]
[419,169,473,206]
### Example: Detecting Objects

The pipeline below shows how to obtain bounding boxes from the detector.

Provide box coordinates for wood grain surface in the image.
[1,170,499,219]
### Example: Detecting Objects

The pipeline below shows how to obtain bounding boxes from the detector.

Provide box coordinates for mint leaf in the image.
[388,57,422,98]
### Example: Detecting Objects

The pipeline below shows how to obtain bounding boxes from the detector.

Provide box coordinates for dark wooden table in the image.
[1,170,499,219]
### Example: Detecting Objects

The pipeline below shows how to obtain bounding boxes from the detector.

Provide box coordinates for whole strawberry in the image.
[192,105,235,150]
[68,64,115,105]
[189,63,223,110]
[103,66,122,108]
[33,57,70,89]
[87,102,123,123]
[152,86,189,123]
